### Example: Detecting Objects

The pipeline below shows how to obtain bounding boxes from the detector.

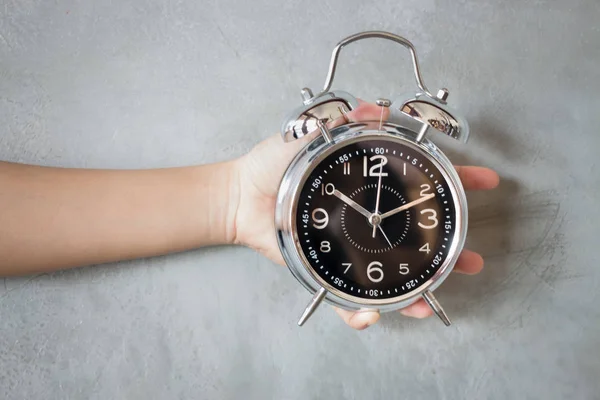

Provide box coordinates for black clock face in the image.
[295,137,458,301]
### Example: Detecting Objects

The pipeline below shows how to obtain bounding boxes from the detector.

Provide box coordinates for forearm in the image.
[0,161,239,276]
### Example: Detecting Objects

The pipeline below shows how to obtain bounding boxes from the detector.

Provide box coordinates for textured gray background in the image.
[1,1,599,399]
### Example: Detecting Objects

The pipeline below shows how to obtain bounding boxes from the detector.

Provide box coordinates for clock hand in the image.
[372,98,390,238]
[372,163,384,238]
[378,225,393,248]
[332,190,371,219]
[380,193,435,220]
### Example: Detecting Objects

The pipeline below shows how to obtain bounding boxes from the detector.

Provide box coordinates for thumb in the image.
[334,307,380,330]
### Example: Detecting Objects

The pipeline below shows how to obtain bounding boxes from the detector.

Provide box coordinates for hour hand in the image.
[380,193,435,220]
[332,190,371,219]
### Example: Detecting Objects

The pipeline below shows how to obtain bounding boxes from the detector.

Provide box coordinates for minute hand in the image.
[380,193,435,220]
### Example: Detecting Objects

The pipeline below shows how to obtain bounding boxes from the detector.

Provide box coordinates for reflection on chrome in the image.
[402,100,460,139]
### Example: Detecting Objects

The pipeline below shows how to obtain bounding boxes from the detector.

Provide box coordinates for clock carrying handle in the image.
[310,31,437,101]
[282,31,469,143]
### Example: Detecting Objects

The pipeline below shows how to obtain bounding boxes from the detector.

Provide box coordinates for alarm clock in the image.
[275,31,470,327]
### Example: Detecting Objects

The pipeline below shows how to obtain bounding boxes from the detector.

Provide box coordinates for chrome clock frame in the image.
[275,31,471,326]
[275,122,467,324]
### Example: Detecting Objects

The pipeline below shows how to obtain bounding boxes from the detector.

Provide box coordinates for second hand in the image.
[372,101,386,238]
[378,226,393,248]
[372,162,384,238]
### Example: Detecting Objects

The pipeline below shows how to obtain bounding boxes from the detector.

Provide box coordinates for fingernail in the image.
[354,312,378,330]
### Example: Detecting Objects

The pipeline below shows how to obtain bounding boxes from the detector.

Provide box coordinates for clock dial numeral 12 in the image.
[363,155,388,177]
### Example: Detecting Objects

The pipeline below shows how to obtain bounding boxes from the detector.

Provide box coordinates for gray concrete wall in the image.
[1,1,599,399]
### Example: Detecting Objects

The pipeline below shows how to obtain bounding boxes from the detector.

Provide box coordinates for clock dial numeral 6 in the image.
[367,261,384,283]
[363,155,388,177]
[418,209,438,229]
[311,208,329,229]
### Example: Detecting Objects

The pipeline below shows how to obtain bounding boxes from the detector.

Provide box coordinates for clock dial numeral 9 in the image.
[311,208,329,229]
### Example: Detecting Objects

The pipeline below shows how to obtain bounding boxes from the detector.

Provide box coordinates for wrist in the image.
[189,159,240,246]
[226,153,251,248]
[223,159,241,246]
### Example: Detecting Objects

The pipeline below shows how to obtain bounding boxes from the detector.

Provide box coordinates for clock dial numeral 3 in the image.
[418,209,438,229]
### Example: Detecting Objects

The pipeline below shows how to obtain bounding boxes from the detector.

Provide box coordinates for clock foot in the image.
[422,290,451,326]
[297,287,327,326]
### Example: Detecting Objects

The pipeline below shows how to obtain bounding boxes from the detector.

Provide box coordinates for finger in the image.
[455,166,499,191]
[453,249,484,275]
[267,246,287,267]
[334,307,380,330]
[267,129,319,162]
[327,99,388,131]
[251,130,320,195]
[399,298,434,319]
[348,99,390,122]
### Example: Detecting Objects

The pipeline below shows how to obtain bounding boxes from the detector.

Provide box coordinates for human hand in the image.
[231,101,499,330]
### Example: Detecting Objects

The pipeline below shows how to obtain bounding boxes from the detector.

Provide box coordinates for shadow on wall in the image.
[379,116,566,331]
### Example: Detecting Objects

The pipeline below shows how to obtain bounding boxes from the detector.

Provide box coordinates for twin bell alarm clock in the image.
[275,31,470,326]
